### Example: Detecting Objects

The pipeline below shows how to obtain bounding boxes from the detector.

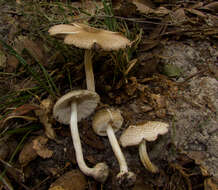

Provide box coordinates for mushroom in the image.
[92,108,136,185]
[49,23,131,92]
[53,90,109,183]
[119,121,169,173]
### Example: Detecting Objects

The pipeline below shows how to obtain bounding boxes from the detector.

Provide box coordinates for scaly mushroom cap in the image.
[92,108,123,136]
[49,23,131,51]
[120,121,169,147]
[53,90,100,125]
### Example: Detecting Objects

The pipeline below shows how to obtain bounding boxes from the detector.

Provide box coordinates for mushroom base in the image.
[116,171,136,187]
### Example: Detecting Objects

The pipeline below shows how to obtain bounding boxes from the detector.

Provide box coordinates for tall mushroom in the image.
[49,23,131,92]
[53,90,109,183]
[119,121,169,173]
[92,108,136,185]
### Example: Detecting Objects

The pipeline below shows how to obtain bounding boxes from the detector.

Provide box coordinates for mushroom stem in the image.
[139,139,159,173]
[70,102,92,175]
[70,102,109,183]
[84,49,95,91]
[106,125,128,173]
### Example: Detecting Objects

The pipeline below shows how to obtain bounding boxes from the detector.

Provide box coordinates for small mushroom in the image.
[49,23,131,92]
[92,108,136,185]
[119,121,169,173]
[53,90,109,183]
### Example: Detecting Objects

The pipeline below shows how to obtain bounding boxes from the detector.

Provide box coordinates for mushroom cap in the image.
[120,121,169,147]
[49,23,131,51]
[53,90,100,125]
[92,108,123,136]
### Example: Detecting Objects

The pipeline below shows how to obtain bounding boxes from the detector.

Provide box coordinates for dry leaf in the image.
[171,8,187,24]
[131,0,154,14]
[14,36,44,63]
[150,94,166,109]
[14,36,26,54]
[22,38,44,63]
[33,136,53,159]
[0,139,17,162]
[71,1,103,22]
[81,1,103,15]
[49,170,87,190]
[153,7,170,16]
[189,2,203,9]
[19,136,52,166]
[185,8,207,18]
[186,151,207,166]
[77,0,103,15]
[204,178,218,190]
[19,139,38,167]
[131,0,169,16]
[202,2,218,12]
[35,98,56,140]
[113,0,137,16]
[11,104,40,117]
[6,55,19,72]
[16,0,21,4]
[0,50,6,68]
[0,141,9,160]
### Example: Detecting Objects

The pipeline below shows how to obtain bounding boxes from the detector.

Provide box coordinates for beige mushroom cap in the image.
[53,90,100,125]
[49,23,131,51]
[92,108,123,136]
[48,24,81,35]
[120,121,169,147]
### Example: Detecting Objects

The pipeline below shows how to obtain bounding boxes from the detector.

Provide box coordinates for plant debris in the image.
[0,0,217,189]
[49,170,87,190]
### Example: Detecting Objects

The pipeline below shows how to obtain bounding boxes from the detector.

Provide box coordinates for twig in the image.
[178,69,208,85]
[31,176,51,190]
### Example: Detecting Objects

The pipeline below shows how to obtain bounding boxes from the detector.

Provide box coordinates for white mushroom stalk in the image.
[106,109,128,174]
[107,122,128,173]
[92,108,136,185]
[70,103,108,182]
[139,139,159,173]
[107,125,135,183]
[53,90,108,183]
[84,49,95,91]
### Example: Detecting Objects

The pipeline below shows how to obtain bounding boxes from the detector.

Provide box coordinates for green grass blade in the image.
[0,39,56,97]
[0,129,32,183]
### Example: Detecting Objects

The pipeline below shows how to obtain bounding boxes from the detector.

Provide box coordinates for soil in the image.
[0,0,217,190]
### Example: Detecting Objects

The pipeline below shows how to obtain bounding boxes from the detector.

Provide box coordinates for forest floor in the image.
[0,0,217,190]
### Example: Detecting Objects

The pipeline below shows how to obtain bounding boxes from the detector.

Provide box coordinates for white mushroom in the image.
[53,90,109,183]
[120,121,169,173]
[49,23,131,92]
[92,108,136,185]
